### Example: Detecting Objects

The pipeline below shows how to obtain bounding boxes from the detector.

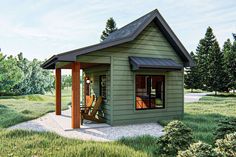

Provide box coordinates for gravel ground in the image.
[9,109,164,141]
[9,93,209,141]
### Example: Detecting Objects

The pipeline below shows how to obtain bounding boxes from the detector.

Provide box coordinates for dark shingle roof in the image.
[41,9,194,69]
[129,56,183,70]
[102,10,155,43]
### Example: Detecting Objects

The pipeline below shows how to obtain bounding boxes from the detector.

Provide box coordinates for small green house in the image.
[42,9,194,128]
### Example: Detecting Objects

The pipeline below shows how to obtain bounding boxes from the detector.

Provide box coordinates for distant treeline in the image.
[0,52,54,95]
[185,27,236,94]
[0,52,73,96]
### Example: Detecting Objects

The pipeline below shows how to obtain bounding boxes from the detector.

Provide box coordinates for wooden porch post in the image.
[72,62,81,128]
[55,68,61,115]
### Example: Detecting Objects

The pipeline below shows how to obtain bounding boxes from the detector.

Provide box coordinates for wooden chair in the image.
[84,95,95,114]
[81,96,104,125]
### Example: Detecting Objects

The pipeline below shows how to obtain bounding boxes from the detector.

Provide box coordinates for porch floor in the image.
[9,109,164,141]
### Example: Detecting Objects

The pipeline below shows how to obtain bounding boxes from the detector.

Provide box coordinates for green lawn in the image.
[0,92,236,156]
[161,94,236,144]
[0,88,71,128]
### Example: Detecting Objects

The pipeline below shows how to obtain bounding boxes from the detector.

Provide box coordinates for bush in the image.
[214,117,236,140]
[177,141,218,157]
[215,132,236,157]
[157,120,194,156]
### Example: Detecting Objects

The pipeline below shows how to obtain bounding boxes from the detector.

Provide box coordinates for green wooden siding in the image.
[77,21,184,125]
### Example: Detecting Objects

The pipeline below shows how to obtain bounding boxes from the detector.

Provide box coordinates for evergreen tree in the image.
[207,41,225,94]
[196,27,216,90]
[228,41,236,92]
[100,17,118,41]
[184,52,201,92]
[222,39,232,91]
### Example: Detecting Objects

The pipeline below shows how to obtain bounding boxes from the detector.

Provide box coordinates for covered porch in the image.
[54,61,110,129]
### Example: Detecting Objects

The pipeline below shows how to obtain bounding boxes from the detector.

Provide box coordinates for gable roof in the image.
[42,9,194,69]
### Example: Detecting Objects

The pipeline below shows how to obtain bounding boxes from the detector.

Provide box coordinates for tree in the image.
[0,54,23,95]
[13,53,54,95]
[100,17,118,41]
[207,41,226,94]
[227,41,236,92]
[222,39,233,91]
[28,59,54,94]
[13,52,32,94]
[184,52,201,92]
[196,27,216,90]
[62,75,72,89]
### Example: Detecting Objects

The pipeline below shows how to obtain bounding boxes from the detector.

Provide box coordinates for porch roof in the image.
[129,56,183,71]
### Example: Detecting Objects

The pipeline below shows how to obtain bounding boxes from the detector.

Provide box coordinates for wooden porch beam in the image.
[55,68,61,115]
[72,62,81,128]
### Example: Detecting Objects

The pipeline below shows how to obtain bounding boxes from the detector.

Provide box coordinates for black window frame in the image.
[99,75,107,100]
[135,75,165,110]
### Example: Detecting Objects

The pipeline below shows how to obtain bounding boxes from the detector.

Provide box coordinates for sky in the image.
[0,0,236,61]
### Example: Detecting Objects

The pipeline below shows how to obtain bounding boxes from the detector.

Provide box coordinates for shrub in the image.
[215,132,236,157]
[157,120,194,156]
[177,141,218,157]
[214,117,236,140]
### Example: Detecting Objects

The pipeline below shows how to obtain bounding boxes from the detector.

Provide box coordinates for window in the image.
[135,75,165,110]
[99,75,107,99]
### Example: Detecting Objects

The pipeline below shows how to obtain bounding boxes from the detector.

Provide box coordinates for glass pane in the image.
[136,75,165,110]
[151,76,164,108]
[136,76,149,109]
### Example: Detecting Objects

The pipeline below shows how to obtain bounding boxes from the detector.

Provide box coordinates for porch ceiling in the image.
[55,62,109,69]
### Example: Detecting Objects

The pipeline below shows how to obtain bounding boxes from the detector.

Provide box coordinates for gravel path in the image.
[184,92,210,103]
[9,109,164,141]
[8,93,209,141]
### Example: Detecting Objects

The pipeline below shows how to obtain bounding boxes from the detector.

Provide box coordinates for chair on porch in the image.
[84,95,95,114]
[81,96,104,125]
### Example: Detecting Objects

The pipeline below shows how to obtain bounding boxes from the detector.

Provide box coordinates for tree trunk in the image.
[191,89,193,93]
[215,91,217,95]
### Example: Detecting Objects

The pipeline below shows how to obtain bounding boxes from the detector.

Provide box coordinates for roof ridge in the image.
[102,9,158,43]
[108,9,157,34]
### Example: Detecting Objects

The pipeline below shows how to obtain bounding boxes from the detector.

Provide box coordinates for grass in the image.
[0,88,71,128]
[161,93,236,145]
[0,90,236,156]
[0,129,149,157]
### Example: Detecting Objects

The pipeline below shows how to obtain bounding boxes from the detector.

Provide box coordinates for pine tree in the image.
[222,39,232,91]
[184,52,201,92]
[228,41,236,92]
[196,27,216,90]
[100,17,118,41]
[207,41,225,94]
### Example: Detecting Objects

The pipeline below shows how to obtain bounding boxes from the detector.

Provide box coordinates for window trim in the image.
[135,75,165,110]
[99,75,107,99]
